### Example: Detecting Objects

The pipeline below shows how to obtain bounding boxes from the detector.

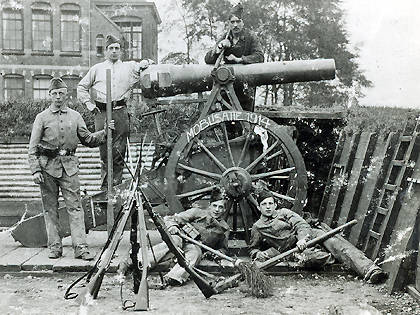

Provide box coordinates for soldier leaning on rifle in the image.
[77,34,154,191]
[250,190,388,283]
[28,78,115,260]
[204,2,264,112]
[119,188,231,286]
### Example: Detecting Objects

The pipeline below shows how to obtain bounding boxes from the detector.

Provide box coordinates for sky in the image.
[153,0,420,108]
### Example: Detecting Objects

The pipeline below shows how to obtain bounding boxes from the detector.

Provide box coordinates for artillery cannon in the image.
[140,59,336,243]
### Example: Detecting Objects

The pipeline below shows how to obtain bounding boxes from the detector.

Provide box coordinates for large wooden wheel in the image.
[164,110,307,243]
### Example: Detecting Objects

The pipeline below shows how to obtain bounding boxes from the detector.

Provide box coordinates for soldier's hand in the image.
[33,172,44,185]
[255,250,270,261]
[226,54,243,63]
[108,120,115,130]
[296,239,308,251]
[216,39,231,53]
[168,225,180,235]
[139,58,155,71]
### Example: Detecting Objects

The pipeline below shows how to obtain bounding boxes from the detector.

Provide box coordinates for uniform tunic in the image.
[249,208,334,268]
[146,208,230,284]
[28,105,106,255]
[204,28,264,112]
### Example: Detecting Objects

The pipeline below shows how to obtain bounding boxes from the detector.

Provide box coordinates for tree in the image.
[242,0,371,107]
[164,0,371,108]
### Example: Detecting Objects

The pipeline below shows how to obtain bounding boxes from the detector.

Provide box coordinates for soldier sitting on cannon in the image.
[204,2,264,112]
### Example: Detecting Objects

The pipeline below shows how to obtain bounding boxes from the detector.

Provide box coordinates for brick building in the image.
[0,0,161,102]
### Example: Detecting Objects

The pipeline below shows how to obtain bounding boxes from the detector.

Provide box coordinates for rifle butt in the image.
[134,272,149,311]
[75,272,104,305]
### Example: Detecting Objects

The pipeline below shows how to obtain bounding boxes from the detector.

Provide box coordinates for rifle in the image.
[139,189,217,298]
[214,219,358,293]
[74,175,141,305]
[133,192,150,310]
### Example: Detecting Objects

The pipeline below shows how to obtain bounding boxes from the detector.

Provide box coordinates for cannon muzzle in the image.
[140,59,335,98]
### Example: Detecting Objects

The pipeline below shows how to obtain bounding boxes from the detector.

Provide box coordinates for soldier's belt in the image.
[37,146,76,158]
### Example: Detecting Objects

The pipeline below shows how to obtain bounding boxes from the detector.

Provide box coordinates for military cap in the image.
[256,190,275,205]
[49,77,67,92]
[105,34,121,48]
[229,2,244,20]
[209,187,226,204]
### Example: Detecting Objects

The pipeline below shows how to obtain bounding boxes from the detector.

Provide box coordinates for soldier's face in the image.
[229,16,244,35]
[49,88,67,107]
[209,199,226,219]
[259,197,277,218]
[106,43,122,62]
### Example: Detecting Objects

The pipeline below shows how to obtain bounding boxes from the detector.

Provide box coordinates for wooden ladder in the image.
[363,119,420,260]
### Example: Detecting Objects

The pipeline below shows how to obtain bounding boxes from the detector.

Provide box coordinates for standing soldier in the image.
[28,78,114,260]
[77,34,153,191]
[204,2,264,111]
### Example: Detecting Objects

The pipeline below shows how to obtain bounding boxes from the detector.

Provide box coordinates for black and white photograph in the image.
[0,0,419,314]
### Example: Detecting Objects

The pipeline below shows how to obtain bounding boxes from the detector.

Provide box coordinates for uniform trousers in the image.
[39,170,88,256]
[94,106,129,190]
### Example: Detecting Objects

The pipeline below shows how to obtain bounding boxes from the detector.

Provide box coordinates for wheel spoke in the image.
[194,138,227,172]
[220,122,236,167]
[238,199,252,244]
[245,139,280,172]
[266,148,285,162]
[177,163,222,180]
[251,167,295,180]
[176,185,218,199]
[272,191,296,202]
[237,129,252,167]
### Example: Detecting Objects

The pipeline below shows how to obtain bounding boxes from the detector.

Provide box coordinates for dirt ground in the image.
[1,272,420,315]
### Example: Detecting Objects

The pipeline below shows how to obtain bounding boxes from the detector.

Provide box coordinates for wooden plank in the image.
[323,132,355,226]
[374,133,420,259]
[0,247,44,271]
[329,132,361,228]
[348,134,386,246]
[382,147,420,293]
[358,132,400,251]
[337,132,374,228]
[318,131,346,220]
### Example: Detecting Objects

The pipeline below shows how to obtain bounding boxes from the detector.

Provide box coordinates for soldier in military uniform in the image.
[204,3,264,111]
[28,78,114,260]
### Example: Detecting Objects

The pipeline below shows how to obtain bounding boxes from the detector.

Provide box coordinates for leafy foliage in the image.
[163,0,371,108]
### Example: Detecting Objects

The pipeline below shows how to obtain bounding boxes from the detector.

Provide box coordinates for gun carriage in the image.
[139,59,336,243]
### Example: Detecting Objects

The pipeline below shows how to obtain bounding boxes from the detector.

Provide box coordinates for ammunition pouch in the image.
[37,145,76,158]
[181,223,200,240]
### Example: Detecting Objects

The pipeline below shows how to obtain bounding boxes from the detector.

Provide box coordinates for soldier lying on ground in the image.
[119,188,232,286]
[250,190,388,284]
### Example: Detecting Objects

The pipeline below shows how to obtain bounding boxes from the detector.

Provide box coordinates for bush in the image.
[0,99,95,143]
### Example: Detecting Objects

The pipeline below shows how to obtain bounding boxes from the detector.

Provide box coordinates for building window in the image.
[4,74,25,100]
[113,17,142,60]
[61,75,79,103]
[32,2,53,52]
[2,5,24,51]
[33,75,52,99]
[60,4,81,52]
[96,34,104,56]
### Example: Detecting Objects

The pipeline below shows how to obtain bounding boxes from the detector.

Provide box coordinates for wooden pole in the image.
[106,69,114,235]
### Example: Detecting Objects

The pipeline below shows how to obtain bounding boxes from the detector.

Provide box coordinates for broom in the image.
[178,232,272,298]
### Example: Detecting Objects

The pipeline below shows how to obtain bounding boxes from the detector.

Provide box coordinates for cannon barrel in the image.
[140,59,335,98]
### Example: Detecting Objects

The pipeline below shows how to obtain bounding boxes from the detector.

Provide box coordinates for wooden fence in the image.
[318,119,420,294]
[0,142,154,227]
